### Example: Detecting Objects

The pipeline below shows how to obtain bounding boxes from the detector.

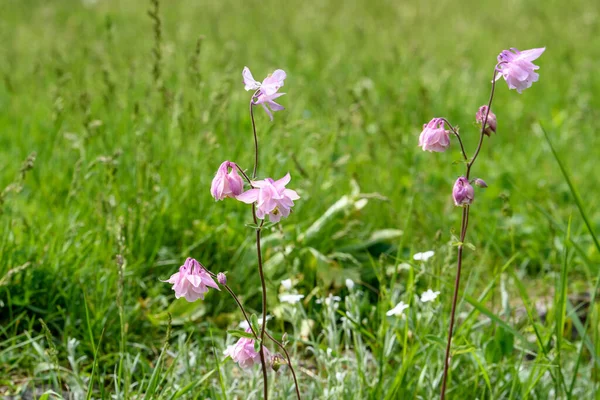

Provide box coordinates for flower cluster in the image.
[164,66,300,390]
[417,46,545,400]
[417,47,544,206]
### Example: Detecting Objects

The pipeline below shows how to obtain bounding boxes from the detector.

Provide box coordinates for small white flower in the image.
[345,278,355,290]
[413,250,435,261]
[281,279,293,290]
[335,372,345,382]
[386,301,409,317]
[279,294,305,304]
[316,294,342,306]
[420,289,440,303]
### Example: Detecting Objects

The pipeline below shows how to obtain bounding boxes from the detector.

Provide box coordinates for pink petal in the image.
[243,67,261,91]
[236,189,259,204]
[517,47,545,62]
[267,100,284,112]
[261,103,273,121]
[273,173,291,190]
[283,188,300,201]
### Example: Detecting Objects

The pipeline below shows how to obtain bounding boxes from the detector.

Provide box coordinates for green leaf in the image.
[227,329,255,339]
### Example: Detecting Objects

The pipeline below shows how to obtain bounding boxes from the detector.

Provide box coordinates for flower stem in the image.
[441,118,468,162]
[249,96,269,399]
[250,95,259,179]
[264,331,302,400]
[255,226,269,400]
[440,65,498,400]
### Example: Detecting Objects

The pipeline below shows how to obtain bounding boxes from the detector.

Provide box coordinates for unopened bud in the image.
[476,106,497,136]
[217,272,227,285]
[474,178,488,188]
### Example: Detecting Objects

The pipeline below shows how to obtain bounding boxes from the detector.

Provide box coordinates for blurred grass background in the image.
[1,0,599,398]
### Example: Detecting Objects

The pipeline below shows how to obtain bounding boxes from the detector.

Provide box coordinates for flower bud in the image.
[476,106,496,136]
[474,178,488,188]
[452,176,474,206]
[217,272,227,285]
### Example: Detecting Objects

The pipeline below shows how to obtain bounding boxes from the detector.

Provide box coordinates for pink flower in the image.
[236,173,300,223]
[242,67,286,95]
[242,66,287,120]
[495,47,545,93]
[224,330,272,369]
[476,106,497,136]
[162,258,219,302]
[452,177,474,206]
[418,118,450,152]
[210,161,244,201]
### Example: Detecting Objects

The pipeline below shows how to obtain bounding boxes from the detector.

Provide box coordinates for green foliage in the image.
[1,0,599,398]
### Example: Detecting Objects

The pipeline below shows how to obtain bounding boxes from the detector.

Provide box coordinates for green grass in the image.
[1,0,599,398]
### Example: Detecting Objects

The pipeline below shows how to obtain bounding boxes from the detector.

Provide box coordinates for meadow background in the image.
[1,0,599,398]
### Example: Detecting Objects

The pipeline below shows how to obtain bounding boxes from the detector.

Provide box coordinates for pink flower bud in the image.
[474,178,488,188]
[418,118,450,152]
[210,161,244,201]
[217,272,227,285]
[476,106,497,136]
[452,177,474,206]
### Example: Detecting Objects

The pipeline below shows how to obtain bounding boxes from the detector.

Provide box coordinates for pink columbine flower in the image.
[224,330,272,369]
[418,118,450,152]
[236,173,300,223]
[242,66,287,120]
[162,258,219,302]
[210,161,244,201]
[495,47,545,93]
[476,106,497,136]
[452,176,475,206]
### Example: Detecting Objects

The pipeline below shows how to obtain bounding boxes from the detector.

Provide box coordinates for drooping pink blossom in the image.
[162,258,219,302]
[495,47,545,93]
[418,118,450,152]
[210,161,244,201]
[224,330,272,369]
[452,176,475,206]
[476,106,497,136]
[236,173,300,223]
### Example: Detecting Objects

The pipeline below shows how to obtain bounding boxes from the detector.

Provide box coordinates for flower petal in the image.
[243,66,261,91]
[236,189,259,204]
